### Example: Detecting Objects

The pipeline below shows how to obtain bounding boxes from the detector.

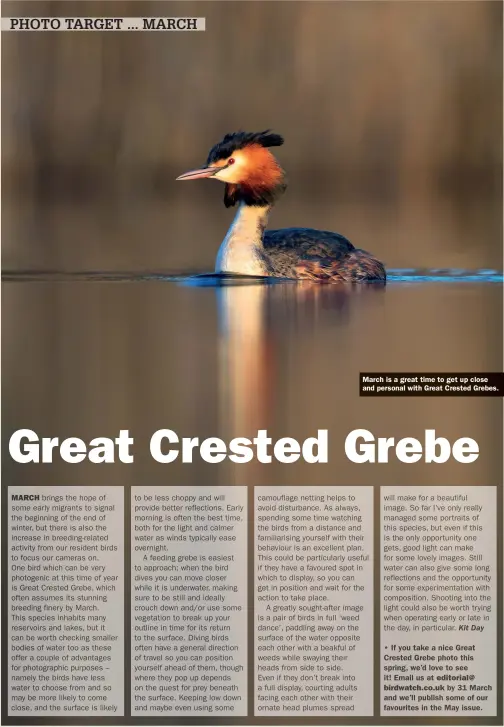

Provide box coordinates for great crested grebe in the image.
[176,130,386,283]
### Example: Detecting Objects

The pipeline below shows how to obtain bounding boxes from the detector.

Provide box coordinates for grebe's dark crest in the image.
[176,130,386,283]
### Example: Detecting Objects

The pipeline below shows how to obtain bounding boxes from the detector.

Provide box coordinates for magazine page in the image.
[1,1,503,726]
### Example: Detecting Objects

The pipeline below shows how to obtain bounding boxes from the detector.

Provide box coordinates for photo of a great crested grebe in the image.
[176,130,387,283]
[2,0,502,489]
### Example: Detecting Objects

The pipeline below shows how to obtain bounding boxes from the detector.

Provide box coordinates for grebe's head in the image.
[176,130,286,207]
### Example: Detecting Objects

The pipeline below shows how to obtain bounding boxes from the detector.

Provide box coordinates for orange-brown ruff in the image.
[176,131,386,283]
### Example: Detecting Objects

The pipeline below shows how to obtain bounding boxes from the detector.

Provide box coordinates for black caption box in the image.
[360,372,504,397]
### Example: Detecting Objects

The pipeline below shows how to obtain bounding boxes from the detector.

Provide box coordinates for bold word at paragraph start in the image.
[8,429,479,465]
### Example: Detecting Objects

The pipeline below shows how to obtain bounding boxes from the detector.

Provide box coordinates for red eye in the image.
[228,158,235,165]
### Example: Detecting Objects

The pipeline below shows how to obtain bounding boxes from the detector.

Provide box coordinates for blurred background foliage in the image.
[2,0,502,270]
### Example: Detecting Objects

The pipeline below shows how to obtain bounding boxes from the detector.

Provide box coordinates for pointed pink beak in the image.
[176,166,218,181]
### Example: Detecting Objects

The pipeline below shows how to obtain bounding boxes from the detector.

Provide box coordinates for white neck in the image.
[215,203,270,275]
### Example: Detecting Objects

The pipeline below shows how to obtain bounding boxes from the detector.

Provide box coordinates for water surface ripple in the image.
[2,269,503,285]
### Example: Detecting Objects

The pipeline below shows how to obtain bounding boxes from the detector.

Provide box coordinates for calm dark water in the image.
[2,272,502,489]
[2,187,502,488]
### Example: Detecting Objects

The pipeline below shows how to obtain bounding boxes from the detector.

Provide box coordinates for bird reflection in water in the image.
[214,280,386,485]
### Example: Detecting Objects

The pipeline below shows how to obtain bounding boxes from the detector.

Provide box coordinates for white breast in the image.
[215,204,269,276]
